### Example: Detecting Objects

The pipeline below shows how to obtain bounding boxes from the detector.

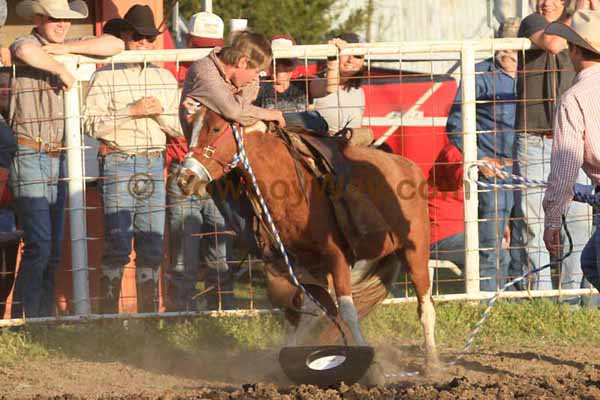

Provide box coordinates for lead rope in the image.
[386,160,587,379]
[231,125,349,346]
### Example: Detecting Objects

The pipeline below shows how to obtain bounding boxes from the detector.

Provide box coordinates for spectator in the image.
[428,141,466,271]
[164,11,235,312]
[0,0,18,316]
[170,11,224,82]
[310,32,365,134]
[179,30,285,139]
[542,8,600,294]
[84,5,180,313]
[446,18,520,291]
[256,35,307,113]
[178,32,285,300]
[255,35,328,135]
[513,0,592,295]
[9,0,123,317]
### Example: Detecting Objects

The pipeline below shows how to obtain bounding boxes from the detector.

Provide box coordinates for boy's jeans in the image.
[10,145,66,318]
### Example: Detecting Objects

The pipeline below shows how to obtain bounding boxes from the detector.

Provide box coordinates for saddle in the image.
[272,125,396,261]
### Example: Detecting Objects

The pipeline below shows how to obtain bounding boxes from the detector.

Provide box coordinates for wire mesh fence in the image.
[0,38,597,325]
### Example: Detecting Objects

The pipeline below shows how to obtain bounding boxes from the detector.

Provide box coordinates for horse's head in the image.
[177,108,240,197]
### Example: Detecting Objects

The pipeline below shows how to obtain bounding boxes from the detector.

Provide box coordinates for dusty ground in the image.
[1,343,600,399]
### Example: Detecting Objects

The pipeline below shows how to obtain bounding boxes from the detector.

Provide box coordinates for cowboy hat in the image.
[16,0,88,20]
[103,5,161,38]
[546,9,600,56]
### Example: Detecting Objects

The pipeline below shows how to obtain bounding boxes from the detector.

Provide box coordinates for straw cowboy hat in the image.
[103,5,162,37]
[16,0,88,20]
[546,9,600,56]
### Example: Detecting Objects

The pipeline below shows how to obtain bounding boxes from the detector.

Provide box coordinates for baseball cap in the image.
[188,11,225,48]
[496,17,521,38]
[271,34,296,48]
[271,34,297,68]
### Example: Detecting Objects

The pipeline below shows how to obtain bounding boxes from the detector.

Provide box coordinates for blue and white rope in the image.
[467,161,546,189]
[448,215,572,367]
[469,160,600,206]
[231,126,349,345]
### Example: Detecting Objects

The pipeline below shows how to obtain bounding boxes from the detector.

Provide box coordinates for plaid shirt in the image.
[543,63,600,228]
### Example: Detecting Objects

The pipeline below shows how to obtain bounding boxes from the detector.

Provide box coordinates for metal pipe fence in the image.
[2,37,598,324]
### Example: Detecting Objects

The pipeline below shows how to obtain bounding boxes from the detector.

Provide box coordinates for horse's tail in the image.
[318,252,402,344]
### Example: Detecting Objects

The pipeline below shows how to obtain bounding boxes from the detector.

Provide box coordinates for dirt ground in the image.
[1,343,600,399]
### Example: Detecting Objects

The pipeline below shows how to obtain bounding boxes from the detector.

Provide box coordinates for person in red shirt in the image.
[428,140,466,270]
[164,11,234,311]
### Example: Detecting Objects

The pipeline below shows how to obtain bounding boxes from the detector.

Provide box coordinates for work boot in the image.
[136,267,159,313]
[98,269,121,314]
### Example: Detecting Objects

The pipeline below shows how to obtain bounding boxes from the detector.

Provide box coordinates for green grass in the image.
[2,299,600,365]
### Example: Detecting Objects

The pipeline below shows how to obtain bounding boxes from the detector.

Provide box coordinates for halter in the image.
[188,122,241,179]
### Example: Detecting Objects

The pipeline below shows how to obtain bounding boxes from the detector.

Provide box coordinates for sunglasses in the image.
[47,16,68,23]
[132,32,158,43]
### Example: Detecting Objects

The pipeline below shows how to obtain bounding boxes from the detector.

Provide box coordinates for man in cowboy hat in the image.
[84,4,182,314]
[8,0,123,318]
[542,6,600,294]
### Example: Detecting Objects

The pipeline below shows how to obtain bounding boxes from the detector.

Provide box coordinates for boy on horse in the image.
[179,30,286,137]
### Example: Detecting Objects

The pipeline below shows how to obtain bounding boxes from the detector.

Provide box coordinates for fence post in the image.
[63,57,90,315]
[460,43,481,299]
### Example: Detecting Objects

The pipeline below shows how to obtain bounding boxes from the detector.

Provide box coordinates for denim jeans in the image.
[209,173,260,256]
[10,145,67,318]
[430,233,465,270]
[581,227,600,291]
[99,153,165,278]
[166,163,233,311]
[283,111,329,134]
[479,172,514,291]
[514,133,592,291]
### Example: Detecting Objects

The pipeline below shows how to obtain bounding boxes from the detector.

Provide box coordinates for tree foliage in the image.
[172,0,370,45]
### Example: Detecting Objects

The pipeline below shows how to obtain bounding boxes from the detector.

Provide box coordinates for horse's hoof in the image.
[358,361,386,386]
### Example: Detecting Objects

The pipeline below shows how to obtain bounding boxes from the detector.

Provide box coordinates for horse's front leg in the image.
[326,244,367,346]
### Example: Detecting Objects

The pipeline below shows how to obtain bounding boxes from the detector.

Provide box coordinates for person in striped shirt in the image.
[543,7,600,292]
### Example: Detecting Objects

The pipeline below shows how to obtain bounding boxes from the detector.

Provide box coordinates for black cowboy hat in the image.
[546,9,600,56]
[103,4,161,38]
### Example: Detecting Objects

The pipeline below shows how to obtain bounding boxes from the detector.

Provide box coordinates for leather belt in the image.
[98,142,163,158]
[17,136,62,157]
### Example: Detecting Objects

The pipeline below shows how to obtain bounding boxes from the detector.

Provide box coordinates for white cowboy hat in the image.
[16,0,88,21]
[546,9,600,56]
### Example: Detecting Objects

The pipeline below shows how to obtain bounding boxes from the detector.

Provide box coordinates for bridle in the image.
[189,124,241,175]
[185,116,242,181]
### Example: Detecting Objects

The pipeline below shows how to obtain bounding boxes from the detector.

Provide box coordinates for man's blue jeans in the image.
[479,172,513,291]
[430,233,465,270]
[10,145,66,318]
[166,163,234,311]
[581,227,600,292]
[283,111,329,134]
[514,133,592,292]
[99,153,165,283]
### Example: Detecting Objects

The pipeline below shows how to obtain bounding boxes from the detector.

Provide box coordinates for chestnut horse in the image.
[177,109,438,373]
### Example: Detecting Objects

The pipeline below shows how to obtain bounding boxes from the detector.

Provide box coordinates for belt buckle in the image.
[34,136,45,152]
